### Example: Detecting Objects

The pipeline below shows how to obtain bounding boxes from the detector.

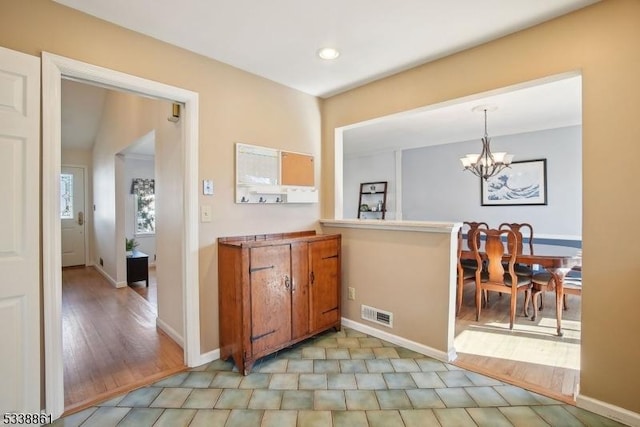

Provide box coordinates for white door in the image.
[0,47,41,412]
[61,166,85,267]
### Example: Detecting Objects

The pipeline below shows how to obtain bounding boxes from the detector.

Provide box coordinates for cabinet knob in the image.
[284,275,291,290]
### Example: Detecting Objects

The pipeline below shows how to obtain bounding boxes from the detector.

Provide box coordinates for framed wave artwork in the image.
[481,159,547,206]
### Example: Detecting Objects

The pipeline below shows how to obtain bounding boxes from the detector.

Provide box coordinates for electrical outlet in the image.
[348,287,355,300]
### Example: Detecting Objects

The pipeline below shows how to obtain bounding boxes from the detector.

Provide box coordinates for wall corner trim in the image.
[576,394,640,427]
[93,264,118,287]
[156,317,184,348]
[197,348,221,367]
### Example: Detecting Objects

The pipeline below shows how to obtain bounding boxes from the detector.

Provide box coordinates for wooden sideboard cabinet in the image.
[218,230,341,374]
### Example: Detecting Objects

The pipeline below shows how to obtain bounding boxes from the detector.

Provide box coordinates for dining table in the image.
[461,242,582,336]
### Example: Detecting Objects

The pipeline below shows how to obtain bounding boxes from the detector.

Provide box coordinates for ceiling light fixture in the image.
[460,105,513,180]
[317,47,340,60]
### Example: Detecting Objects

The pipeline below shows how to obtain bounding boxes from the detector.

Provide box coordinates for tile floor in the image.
[51,328,625,426]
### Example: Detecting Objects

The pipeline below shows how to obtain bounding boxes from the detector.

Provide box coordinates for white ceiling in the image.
[343,74,582,156]
[61,80,156,156]
[53,0,597,98]
[58,1,590,155]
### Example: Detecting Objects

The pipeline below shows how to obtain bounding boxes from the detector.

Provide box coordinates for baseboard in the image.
[576,394,640,427]
[341,318,456,363]
[92,263,119,288]
[156,317,184,348]
[191,319,453,370]
[197,348,220,367]
[154,319,220,369]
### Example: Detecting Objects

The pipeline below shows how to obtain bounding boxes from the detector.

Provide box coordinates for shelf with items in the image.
[236,185,318,204]
[235,143,318,204]
[358,181,387,219]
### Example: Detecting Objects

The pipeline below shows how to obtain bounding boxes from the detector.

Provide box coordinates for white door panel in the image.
[0,46,40,412]
[61,166,86,267]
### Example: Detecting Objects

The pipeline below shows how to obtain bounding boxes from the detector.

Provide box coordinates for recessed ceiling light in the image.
[317,47,340,60]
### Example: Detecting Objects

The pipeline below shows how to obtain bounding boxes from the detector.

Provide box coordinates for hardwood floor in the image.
[128,266,157,307]
[62,266,185,414]
[454,282,581,403]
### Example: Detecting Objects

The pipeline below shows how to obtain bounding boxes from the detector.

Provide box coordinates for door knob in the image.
[78,211,84,226]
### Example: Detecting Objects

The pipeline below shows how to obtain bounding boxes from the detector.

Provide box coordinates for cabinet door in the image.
[309,238,341,332]
[290,241,309,340]
[249,245,292,356]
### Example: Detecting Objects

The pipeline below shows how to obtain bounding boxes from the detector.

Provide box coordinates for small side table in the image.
[126,250,149,287]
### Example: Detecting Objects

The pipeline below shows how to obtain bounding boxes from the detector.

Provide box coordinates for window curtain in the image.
[131,178,155,196]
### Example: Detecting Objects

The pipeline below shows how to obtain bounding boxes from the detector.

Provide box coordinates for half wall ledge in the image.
[320,219,461,234]
[319,218,460,362]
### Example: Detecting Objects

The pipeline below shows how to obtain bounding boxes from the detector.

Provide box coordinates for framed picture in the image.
[481,159,547,206]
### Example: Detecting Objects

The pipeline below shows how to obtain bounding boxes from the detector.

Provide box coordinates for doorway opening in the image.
[43,52,200,419]
[59,79,190,412]
[335,72,582,402]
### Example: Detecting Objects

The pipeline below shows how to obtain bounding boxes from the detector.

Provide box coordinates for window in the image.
[131,178,155,235]
[60,173,73,219]
[135,193,155,235]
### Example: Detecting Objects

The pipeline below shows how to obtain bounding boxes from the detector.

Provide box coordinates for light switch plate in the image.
[201,205,212,222]
[203,179,214,195]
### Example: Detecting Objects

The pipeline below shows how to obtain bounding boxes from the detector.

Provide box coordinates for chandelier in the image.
[460,106,513,180]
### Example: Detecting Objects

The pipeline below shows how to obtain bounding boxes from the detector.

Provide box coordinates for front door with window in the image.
[61,166,86,267]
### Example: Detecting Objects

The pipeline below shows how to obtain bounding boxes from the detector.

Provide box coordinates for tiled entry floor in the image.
[52,328,624,426]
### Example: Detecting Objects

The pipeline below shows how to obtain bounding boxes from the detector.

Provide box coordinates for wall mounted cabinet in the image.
[218,230,341,374]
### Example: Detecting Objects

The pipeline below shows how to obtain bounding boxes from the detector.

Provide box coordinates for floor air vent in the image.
[361,304,393,328]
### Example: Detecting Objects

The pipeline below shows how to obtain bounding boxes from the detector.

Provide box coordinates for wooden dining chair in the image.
[456,221,488,315]
[473,228,532,329]
[530,268,582,321]
[456,229,475,316]
[464,222,488,248]
[499,222,535,277]
[460,222,488,269]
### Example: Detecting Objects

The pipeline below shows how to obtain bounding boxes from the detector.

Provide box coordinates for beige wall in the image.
[100,92,186,336]
[321,0,640,414]
[91,89,187,337]
[92,91,165,283]
[154,101,186,340]
[0,0,321,355]
[322,225,456,356]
